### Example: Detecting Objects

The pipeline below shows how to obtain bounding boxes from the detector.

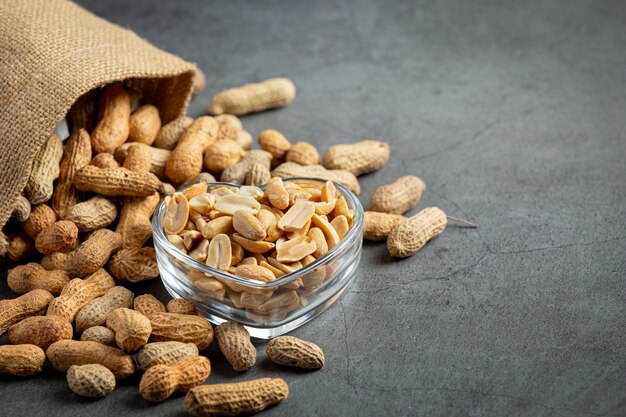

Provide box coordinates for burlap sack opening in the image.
[0,0,197,230]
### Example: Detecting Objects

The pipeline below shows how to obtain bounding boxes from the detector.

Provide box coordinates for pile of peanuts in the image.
[0,74,474,416]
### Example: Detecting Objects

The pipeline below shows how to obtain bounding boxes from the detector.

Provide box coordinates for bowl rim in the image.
[152,177,364,289]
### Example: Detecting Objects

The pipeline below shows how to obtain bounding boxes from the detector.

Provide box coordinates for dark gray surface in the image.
[1,0,625,416]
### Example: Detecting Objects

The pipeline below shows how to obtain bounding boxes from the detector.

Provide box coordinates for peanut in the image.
[62,196,117,232]
[387,207,447,258]
[166,116,219,184]
[115,142,171,179]
[221,150,272,184]
[163,192,190,235]
[166,299,199,315]
[106,308,152,353]
[363,211,406,241]
[204,139,245,173]
[52,128,91,217]
[128,104,161,145]
[46,339,136,379]
[155,115,194,150]
[0,344,46,376]
[115,192,160,248]
[73,165,163,197]
[20,203,57,238]
[8,315,73,350]
[330,215,350,239]
[185,378,289,416]
[133,294,166,319]
[6,232,37,261]
[258,129,292,166]
[278,200,315,232]
[323,140,390,176]
[8,262,70,295]
[307,227,328,258]
[150,312,214,350]
[90,152,120,169]
[25,133,64,204]
[266,336,324,369]
[41,251,79,277]
[91,84,131,154]
[67,364,116,398]
[46,269,116,322]
[108,247,159,282]
[245,162,271,186]
[272,162,361,194]
[0,289,54,335]
[137,341,199,370]
[80,326,116,346]
[140,355,211,402]
[214,194,261,215]
[214,321,256,372]
[236,129,254,150]
[72,229,122,276]
[122,142,152,172]
[215,114,243,130]
[75,286,134,333]
[275,235,316,263]
[369,175,426,214]
[35,220,79,255]
[285,141,320,165]
[264,177,290,210]
[182,172,217,188]
[233,210,266,240]
[11,195,31,222]
[209,78,296,116]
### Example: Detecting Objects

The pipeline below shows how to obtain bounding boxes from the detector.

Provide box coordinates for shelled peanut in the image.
[162,177,354,321]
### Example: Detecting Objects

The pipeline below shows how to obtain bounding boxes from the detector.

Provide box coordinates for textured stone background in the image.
[1,1,625,416]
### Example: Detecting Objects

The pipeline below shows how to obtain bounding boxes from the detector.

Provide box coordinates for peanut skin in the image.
[322,140,390,176]
[139,355,211,402]
[25,133,64,204]
[72,229,123,276]
[8,316,73,350]
[369,175,426,214]
[8,263,70,295]
[73,165,163,197]
[363,211,406,241]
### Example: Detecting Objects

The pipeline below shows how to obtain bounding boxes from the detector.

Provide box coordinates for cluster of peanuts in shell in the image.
[0,72,474,416]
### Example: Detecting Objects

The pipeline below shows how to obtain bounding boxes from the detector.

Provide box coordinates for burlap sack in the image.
[0,0,197,230]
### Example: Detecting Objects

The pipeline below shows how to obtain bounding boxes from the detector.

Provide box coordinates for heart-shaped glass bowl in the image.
[152,177,363,339]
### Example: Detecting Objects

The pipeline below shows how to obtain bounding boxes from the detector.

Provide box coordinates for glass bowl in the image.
[152,177,364,339]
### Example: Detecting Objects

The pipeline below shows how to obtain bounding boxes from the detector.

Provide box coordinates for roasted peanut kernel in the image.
[286,219,311,240]
[307,227,328,258]
[237,185,264,200]
[259,261,285,278]
[188,239,210,262]
[276,236,317,263]
[238,257,257,266]
[311,213,340,249]
[235,264,275,282]
[233,211,266,241]
[182,182,208,201]
[267,257,303,274]
[278,201,315,232]
[230,242,244,265]
[181,231,203,251]
[231,233,275,254]
[321,181,338,202]
[314,200,336,216]
[163,193,190,235]
[332,194,352,221]
[189,193,215,215]
[330,215,350,239]
[202,216,233,239]
[194,277,227,300]
[206,234,232,271]
[214,194,260,215]
[239,291,273,309]
[264,177,289,210]
[167,234,187,254]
